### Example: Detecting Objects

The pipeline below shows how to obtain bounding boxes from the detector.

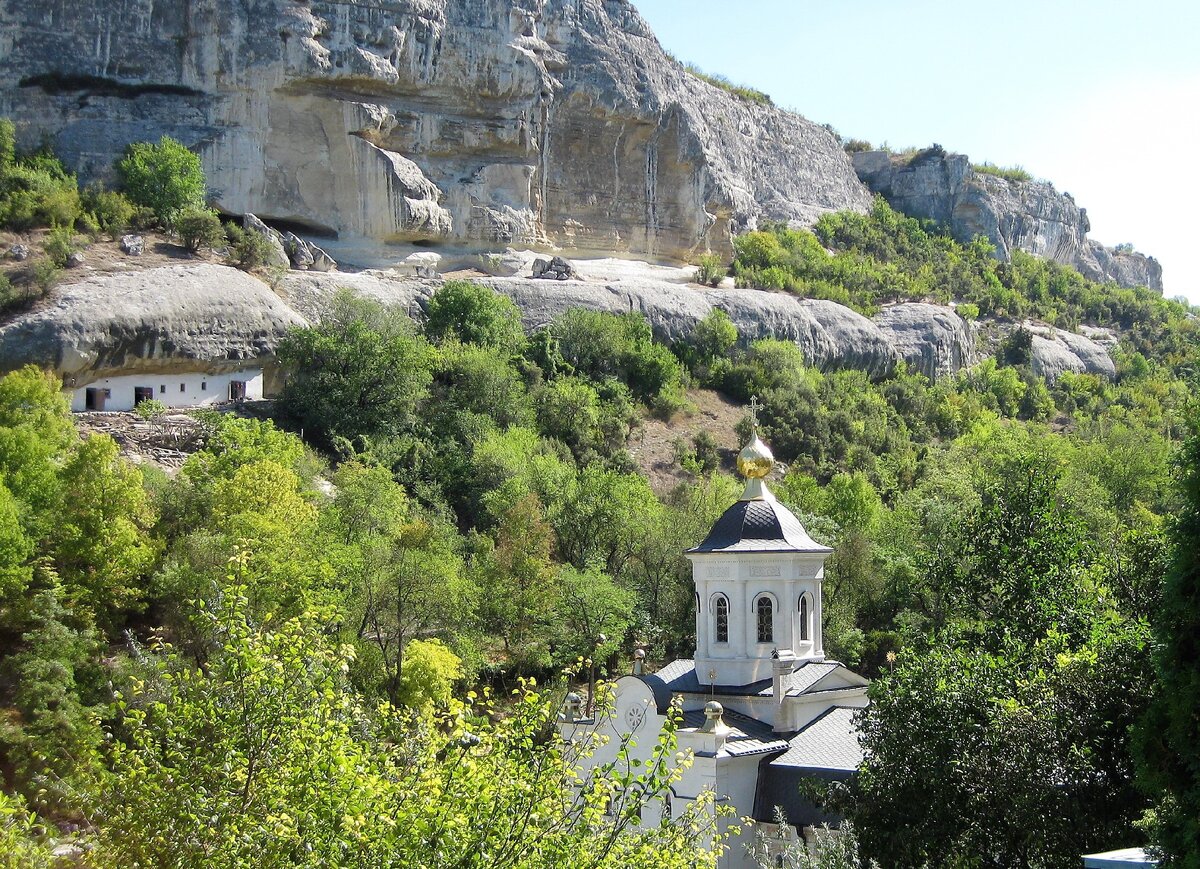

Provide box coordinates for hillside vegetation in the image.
[0,122,1198,866]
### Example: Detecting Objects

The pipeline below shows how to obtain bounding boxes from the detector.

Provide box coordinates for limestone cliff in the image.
[0,0,870,263]
[851,149,1163,292]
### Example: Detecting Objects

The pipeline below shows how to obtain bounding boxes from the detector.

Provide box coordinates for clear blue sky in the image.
[633,0,1200,303]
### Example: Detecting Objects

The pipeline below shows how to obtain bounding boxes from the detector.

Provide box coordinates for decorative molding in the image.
[749,564,781,577]
[707,565,732,578]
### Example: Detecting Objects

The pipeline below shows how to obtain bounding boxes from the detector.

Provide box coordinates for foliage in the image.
[682,62,772,105]
[0,791,56,869]
[972,161,1034,182]
[1136,411,1200,866]
[425,280,526,355]
[115,135,206,226]
[176,207,225,252]
[0,125,83,232]
[693,253,727,287]
[393,638,463,709]
[277,290,434,449]
[89,582,719,868]
[82,184,135,238]
[29,258,60,294]
[43,224,77,268]
[224,222,275,270]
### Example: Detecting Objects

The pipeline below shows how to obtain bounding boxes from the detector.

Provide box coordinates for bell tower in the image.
[686,401,832,686]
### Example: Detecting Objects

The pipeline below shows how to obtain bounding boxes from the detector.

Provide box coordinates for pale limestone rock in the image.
[852,149,1163,292]
[0,265,307,381]
[874,303,976,380]
[243,214,291,270]
[8,244,30,261]
[119,235,144,256]
[0,0,870,265]
[1023,322,1116,382]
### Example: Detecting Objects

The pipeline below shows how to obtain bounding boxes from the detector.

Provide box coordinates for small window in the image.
[695,592,700,613]
[159,384,166,394]
[103,388,112,398]
[756,596,773,643]
[714,596,729,643]
[201,381,207,391]
[800,595,811,642]
[180,383,186,393]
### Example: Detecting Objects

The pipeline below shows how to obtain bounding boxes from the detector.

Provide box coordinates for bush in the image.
[225,223,274,271]
[957,302,980,321]
[30,259,60,294]
[135,399,169,420]
[972,162,1033,183]
[116,136,205,227]
[425,280,526,353]
[83,185,135,238]
[693,253,726,287]
[176,207,225,253]
[0,272,15,310]
[0,118,13,168]
[43,224,76,267]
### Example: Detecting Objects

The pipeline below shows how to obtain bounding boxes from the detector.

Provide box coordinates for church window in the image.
[756,596,773,643]
[800,594,811,642]
[714,595,729,643]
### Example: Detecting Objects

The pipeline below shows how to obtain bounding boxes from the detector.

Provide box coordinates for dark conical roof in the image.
[688,493,832,554]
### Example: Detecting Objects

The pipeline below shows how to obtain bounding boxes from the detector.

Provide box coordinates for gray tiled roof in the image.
[642,659,858,712]
[679,707,789,757]
[688,497,832,554]
[770,706,864,773]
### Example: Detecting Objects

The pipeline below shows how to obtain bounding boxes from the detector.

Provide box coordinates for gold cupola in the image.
[737,396,775,500]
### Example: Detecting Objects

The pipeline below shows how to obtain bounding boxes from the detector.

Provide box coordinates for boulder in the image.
[477,248,533,277]
[8,244,30,261]
[1024,322,1116,382]
[66,251,86,268]
[281,231,339,273]
[532,256,578,281]
[242,214,290,270]
[874,303,976,379]
[119,235,144,256]
[402,252,441,278]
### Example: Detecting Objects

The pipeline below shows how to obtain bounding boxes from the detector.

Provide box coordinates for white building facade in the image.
[68,367,264,412]
[560,429,869,868]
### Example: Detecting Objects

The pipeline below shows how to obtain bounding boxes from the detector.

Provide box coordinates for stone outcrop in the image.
[0,0,871,264]
[873,303,977,380]
[1024,322,1116,382]
[852,149,1163,292]
[532,256,578,281]
[0,265,307,382]
[0,263,1110,389]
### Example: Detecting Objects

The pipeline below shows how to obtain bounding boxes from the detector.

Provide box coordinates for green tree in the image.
[394,638,463,709]
[1137,413,1200,865]
[552,565,636,664]
[277,290,434,450]
[116,136,205,226]
[424,280,526,354]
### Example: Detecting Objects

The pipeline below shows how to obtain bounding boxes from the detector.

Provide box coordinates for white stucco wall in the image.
[69,368,264,412]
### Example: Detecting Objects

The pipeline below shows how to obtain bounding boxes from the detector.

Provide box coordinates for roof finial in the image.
[737,398,775,500]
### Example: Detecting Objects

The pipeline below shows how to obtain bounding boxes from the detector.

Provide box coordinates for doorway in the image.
[134,386,155,407]
[85,388,107,411]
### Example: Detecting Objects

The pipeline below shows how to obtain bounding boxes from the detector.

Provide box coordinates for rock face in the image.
[0,0,871,263]
[874,303,977,379]
[285,269,901,377]
[852,149,1163,292]
[0,265,307,382]
[0,263,1110,389]
[1024,322,1116,383]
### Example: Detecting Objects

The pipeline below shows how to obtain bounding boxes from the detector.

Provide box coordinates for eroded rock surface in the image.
[852,149,1163,292]
[0,265,307,381]
[0,0,870,263]
[1025,322,1116,382]
[874,303,977,380]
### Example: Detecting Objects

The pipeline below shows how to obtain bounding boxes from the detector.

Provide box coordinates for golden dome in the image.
[737,434,775,480]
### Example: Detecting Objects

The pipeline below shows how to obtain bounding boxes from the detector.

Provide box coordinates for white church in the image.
[559,424,869,867]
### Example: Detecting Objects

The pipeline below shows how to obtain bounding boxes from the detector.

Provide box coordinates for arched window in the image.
[756,596,773,643]
[695,592,700,613]
[714,595,729,643]
[799,594,811,642]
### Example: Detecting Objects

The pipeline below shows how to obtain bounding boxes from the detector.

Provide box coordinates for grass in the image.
[971,162,1034,183]
[680,62,772,106]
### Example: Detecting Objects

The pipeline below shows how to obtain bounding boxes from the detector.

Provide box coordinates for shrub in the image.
[425,280,526,353]
[129,205,159,231]
[30,258,60,294]
[83,185,135,238]
[0,118,13,168]
[957,302,980,321]
[176,207,225,253]
[693,253,726,287]
[135,399,169,420]
[225,223,274,271]
[843,138,874,153]
[116,136,205,227]
[0,272,15,311]
[682,62,771,106]
[972,162,1033,183]
[43,225,76,268]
